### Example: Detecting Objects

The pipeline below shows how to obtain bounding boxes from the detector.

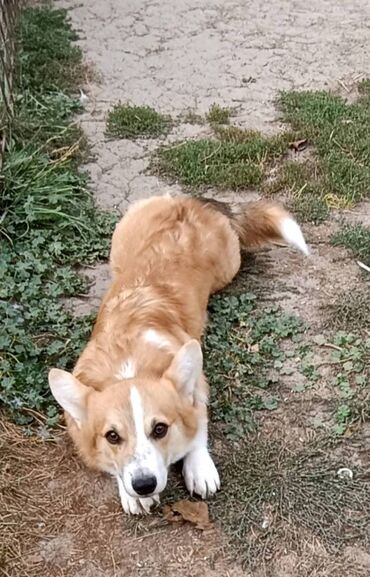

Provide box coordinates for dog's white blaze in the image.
[130,386,146,448]
[122,386,167,496]
[280,217,309,256]
[116,358,136,380]
[143,328,171,350]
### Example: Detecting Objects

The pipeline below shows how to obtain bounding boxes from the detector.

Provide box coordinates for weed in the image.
[0,7,115,424]
[329,331,369,434]
[204,293,304,439]
[331,225,370,267]
[106,104,172,139]
[153,131,290,190]
[206,103,232,125]
[279,89,370,205]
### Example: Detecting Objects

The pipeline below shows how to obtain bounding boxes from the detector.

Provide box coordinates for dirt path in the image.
[3,1,370,576]
[59,0,370,212]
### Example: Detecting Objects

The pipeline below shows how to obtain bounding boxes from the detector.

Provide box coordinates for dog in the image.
[48,195,308,514]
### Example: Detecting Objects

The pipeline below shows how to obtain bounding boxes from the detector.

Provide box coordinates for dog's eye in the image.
[152,422,168,439]
[105,430,121,445]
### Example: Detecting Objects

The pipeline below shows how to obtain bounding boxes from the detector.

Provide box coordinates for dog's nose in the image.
[132,475,157,496]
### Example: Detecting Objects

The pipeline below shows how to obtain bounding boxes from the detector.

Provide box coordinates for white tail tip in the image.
[280,217,309,256]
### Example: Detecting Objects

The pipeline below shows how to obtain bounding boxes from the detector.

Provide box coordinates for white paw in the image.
[183,448,220,499]
[116,477,160,515]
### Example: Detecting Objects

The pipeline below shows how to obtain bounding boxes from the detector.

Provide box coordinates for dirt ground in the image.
[2,0,370,576]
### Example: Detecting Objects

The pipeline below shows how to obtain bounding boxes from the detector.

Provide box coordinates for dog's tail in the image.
[199,198,309,255]
[231,200,309,255]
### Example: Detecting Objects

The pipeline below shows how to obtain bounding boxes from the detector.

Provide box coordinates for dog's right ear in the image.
[48,368,89,426]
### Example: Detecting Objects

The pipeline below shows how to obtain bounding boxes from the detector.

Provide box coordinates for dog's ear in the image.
[164,340,203,398]
[48,368,89,426]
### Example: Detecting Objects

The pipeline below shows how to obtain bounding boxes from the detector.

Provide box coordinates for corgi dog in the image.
[48,195,308,514]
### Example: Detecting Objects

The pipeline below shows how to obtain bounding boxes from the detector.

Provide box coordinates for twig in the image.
[322,343,343,352]
[357,260,370,273]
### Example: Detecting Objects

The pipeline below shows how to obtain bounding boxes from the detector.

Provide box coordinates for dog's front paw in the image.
[117,477,160,514]
[183,448,220,499]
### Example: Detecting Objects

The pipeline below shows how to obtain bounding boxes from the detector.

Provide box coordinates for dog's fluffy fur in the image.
[49,195,308,514]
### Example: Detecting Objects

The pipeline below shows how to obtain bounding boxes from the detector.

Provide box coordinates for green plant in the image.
[204,293,304,439]
[265,160,329,224]
[17,7,83,93]
[0,7,116,424]
[329,331,369,435]
[279,89,370,205]
[106,104,172,139]
[331,225,370,267]
[153,132,290,190]
[206,103,232,124]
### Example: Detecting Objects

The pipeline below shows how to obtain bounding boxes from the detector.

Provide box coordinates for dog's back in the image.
[109,195,242,296]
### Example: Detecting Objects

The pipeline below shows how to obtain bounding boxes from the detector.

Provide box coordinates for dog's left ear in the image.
[164,340,203,398]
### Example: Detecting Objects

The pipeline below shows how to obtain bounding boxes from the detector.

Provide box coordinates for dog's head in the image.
[48,340,204,498]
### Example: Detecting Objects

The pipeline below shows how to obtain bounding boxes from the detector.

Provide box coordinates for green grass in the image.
[204,293,304,439]
[265,161,329,224]
[17,7,83,93]
[153,131,291,190]
[331,225,370,267]
[106,104,172,139]
[206,103,232,125]
[0,7,116,424]
[12,91,87,158]
[278,89,370,206]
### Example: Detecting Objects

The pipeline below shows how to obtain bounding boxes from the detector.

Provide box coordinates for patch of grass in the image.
[331,225,370,267]
[204,293,304,439]
[206,103,232,125]
[106,104,172,139]
[325,287,370,333]
[12,92,87,159]
[153,131,290,190]
[211,436,370,569]
[279,89,370,206]
[265,161,329,224]
[358,78,370,98]
[17,7,83,93]
[0,7,116,424]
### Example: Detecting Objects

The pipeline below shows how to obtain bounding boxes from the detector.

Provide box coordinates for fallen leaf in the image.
[289,138,308,152]
[163,500,211,530]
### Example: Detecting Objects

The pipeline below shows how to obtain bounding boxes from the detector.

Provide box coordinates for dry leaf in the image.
[289,138,307,152]
[163,500,211,530]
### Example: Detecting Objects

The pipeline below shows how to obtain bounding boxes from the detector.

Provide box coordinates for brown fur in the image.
[49,195,303,484]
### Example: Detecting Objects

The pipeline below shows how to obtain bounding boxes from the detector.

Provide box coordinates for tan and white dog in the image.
[48,195,308,514]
